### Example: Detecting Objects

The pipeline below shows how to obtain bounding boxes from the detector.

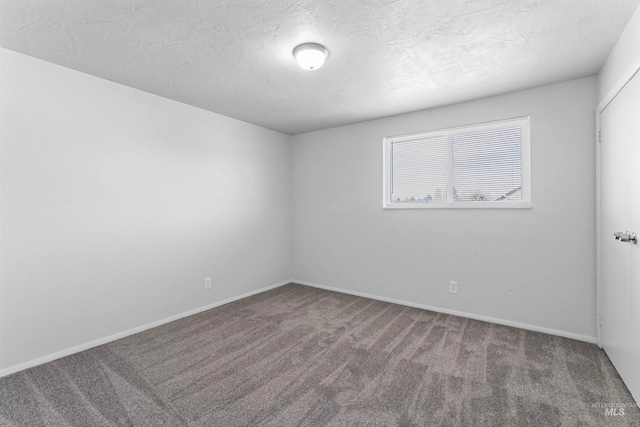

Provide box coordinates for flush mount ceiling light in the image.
[293,43,328,71]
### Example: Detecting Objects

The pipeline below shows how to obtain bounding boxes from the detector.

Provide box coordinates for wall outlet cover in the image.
[449,281,458,294]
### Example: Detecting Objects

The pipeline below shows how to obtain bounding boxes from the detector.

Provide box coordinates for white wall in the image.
[0,48,292,372]
[598,4,640,101]
[292,76,598,341]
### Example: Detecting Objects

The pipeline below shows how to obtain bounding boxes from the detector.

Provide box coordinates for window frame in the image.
[383,116,531,209]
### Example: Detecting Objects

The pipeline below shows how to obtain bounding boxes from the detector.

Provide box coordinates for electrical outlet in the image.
[204,277,212,290]
[449,281,458,294]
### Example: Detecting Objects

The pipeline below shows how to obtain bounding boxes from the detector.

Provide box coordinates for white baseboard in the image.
[2,278,596,378]
[294,280,597,344]
[0,280,291,378]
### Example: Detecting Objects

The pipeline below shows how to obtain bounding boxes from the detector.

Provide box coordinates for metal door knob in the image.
[614,231,637,244]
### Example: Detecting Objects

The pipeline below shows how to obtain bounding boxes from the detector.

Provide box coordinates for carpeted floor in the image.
[0,283,638,426]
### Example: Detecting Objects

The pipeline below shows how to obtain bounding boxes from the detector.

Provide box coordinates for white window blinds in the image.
[384,117,530,208]
[452,127,522,203]
[390,135,447,204]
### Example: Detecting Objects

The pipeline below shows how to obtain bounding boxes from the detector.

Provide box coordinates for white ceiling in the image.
[1,0,638,135]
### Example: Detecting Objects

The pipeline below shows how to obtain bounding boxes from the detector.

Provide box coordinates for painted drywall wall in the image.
[598,4,640,101]
[292,76,598,340]
[0,48,292,372]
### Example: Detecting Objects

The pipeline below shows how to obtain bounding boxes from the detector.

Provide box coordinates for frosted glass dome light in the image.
[293,43,328,71]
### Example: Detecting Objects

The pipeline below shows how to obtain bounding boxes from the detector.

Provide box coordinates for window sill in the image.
[382,202,532,210]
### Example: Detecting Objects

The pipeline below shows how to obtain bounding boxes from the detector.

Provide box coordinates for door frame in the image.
[596,60,640,348]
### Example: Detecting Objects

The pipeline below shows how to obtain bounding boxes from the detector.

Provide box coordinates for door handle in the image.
[614,231,637,244]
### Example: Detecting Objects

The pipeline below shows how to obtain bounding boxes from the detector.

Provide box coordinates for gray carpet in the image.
[0,283,638,426]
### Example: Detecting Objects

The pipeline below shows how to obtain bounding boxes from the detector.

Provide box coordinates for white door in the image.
[600,70,640,403]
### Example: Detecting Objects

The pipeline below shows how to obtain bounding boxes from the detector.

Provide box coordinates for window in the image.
[383,117,530,208]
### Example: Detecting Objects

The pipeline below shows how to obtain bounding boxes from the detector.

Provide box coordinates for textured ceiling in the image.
[1,0,639,135]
